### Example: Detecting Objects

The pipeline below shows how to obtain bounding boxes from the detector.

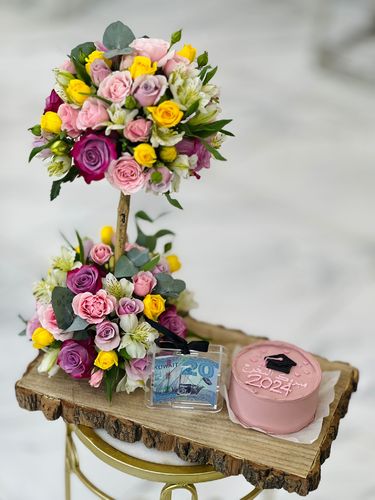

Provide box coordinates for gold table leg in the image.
[160,483,198,500]
[240,486,263,499]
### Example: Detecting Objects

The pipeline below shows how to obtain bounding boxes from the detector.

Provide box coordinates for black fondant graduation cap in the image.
[264,353,297,374]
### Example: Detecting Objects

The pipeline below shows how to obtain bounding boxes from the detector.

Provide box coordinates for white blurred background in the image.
[1,0,375,498]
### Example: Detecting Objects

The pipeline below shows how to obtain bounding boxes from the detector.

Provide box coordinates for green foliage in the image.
[104,365,120,402]
[165,193,183,210]
[75,230,85,264]
[203,66,218,85]
[170,29,182,46]
[51,287,75,330]
[70,42,96,85]
[135,210,175,252]
[127,248,150,267]
[119,348,132,361]
[154,273,186,298]
[18,329,26,336]
[114,255,138,278]
[140,254,160,272]
[197,51,208,68]
[201,140,227,161]
[151,171,163,183]
[29,124,41,136]
[103,21,135,58]
[164,241,172,254]
[50,166,79,201]
[29,137,56,162]
[184,100,200,119]
[67,316,88,332]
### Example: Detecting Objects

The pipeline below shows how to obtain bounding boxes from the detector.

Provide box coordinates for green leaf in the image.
[104,47,133,58]
[104,364,120,402]
[165,193,183,210]
[136,229,157,253]
[118,348,132,361]
[51,287,75,330]
[70,56,92,85]
[29,124,41,136]
[199,65,211,81]
[197,51,208,68]
[125,95,137,110]
[164,242,172,254]
[103,21,135,50]
[70,42,96,63]
[18,314,27,324]
[184,100,200,119]
[50,166,79,201]
[59,231,75,250]
[191,119,232,135]
[75,230,85,264]
[29,137,56,162]
[72,330,90,341]
[127,247,150,267]
[135,210,154,223]
[140,254,160,272]
[68,316,88,332]
[201,140,227,161]
[154,229,175,239]
[221,129,235,137]
[114,255,138,278]
[203,65,218,85]
[18,329,26,337]
[154,273,186,298]
[170,29,182,46]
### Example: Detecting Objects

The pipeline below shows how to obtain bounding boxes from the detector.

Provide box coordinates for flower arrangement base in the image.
[15,317,358,497]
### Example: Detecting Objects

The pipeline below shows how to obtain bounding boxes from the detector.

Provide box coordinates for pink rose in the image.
[130,38,169,63]
[95,321,120,351]
[124,118,152,142]
[126,356,152,382]
[37,303,61,336]
[76,98,109,131]
[57,103,80,138]
[89,369,104,388]
[159,305,187,339]
[89,243,113,265]
[98,70,132,104]
[106,154,146,195]
[26,313,41,340]
[152,258,170,275]
[132,75,167,107]
[60,59,76,73]
[117,297,144,315]
[89,58,111,86]
[146,166,172,194]
[132,271,157,297]
[163,53,190,77]
[72,290,115,324]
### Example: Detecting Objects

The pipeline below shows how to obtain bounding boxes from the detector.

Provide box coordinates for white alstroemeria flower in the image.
[211,132,226,149]
[169,154,194,193]
[104,273,134,300]
[116,374,146,394]
[119,320,158,359]
[32,279,53,304]
[46,268,67,289]
[188,103,221,126]
[150,124,184,147]
[47,155,72,179]
[38,348,60,377]
[53,68,75,88]
[119,313,138,334]
[169,67,203,110]
[170,289,198,314]
[102,104,138,135]
[51,246,76,272]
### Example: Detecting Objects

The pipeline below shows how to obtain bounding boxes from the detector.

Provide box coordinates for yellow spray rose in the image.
[85,50,112,74]
[166,255,181,273]
[32,327,55,350]
[133,144,157,167]
[159,146,177,163]
[101,226,114,245]
[177,44,197,62]
[143,294,166,321]
[94,351,118,370]
[129,56,157,79]
[40,112,62,134]
[66,79,91,106]
[147,101,183,128]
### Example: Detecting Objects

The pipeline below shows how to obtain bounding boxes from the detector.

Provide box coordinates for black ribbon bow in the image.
[264,353,297,374]
[145,317,209,354]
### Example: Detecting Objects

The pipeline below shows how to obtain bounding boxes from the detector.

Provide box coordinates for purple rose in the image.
[126,356,152,382]
[152,257,170,275]
[44,89,63,113]
[145,166,172,194]
[132,74,167,107]
[159,306,187,339]
[57,339,96,379]
[66,265,102,294]
[176,138,211,172]
[71,133,118,183]
[117,297,144,315]
[89,58,112,86]
[95,321,120,351]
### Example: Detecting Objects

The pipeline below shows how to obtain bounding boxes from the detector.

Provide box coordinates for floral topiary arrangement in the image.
[21,21,232,400]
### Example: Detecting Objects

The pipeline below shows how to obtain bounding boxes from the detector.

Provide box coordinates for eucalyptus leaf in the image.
[135,210,154,223]
[73,330,91,340]
[104,47,133,58]
[154,273,186,298]
[114,255,138,278]
[67,316,88,332]
[136,225,157,252]
[127,248,150,267]
[51,287,75,330]
[103,21,135,50]
[140,254,160,272]
[165,193,183,210]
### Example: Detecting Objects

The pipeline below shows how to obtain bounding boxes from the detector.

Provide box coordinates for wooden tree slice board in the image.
[15,317,358,496]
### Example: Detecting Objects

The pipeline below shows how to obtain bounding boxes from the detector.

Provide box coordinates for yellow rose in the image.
[101,226,114,245]
[40,112,62,134]
[85,50,112,74]
[177,44,197,62]
[32,327,55,350]
[147,101,183,128]
[66,79,91,106]
[94,351,118,370]
[143,294,166,321]
[133,144,157,167]
[166,255,181,273]
[129,56,157,79]
[159,146,177,163]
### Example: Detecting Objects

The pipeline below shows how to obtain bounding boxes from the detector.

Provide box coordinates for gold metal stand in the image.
[65,424,263,499]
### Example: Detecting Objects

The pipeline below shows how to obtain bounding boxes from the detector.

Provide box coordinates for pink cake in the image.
[228,340,322,434]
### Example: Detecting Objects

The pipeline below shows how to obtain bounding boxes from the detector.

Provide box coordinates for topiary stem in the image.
[115,193,131,263]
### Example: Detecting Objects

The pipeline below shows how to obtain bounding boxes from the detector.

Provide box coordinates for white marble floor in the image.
[1,0,375,498]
